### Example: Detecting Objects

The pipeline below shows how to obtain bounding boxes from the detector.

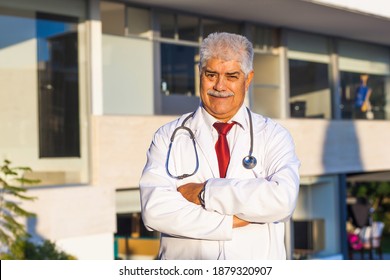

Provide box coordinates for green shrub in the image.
[1,237,76,260]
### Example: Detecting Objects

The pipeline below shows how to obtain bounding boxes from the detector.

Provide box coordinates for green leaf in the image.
[4,201,35,217]
[14,167,32,172]
[15,178,41,185]
[0,227,13,245]
[3,184,28,193]
[0,159,38,254]
[9,192,37,201]
[1,167,18,176]
[1,185,37,201]
[2,216,26,237]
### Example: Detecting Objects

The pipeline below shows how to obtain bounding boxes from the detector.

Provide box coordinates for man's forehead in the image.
[203,58,243,73]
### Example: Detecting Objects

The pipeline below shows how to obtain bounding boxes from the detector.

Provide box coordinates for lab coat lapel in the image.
[189,109,219,178]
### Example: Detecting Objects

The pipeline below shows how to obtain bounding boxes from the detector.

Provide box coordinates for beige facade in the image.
[92,116,390,187]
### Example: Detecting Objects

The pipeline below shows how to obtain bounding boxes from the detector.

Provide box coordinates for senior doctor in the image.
[139,32,300,260]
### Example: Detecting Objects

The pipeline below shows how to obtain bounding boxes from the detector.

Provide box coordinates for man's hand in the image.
[233,216,250,228]
[178,182,250,229]
[177,182,205,205]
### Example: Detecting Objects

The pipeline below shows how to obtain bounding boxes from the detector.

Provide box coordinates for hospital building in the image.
[1,0,390,260]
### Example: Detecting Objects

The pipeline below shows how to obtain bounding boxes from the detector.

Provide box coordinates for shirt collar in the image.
[199,104,249,131]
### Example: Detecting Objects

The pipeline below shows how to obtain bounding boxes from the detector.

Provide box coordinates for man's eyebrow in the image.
[204,70,241,75]
[226,71,241,76]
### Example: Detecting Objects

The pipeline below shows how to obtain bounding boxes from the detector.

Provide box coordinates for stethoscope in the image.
[166,107,257,180]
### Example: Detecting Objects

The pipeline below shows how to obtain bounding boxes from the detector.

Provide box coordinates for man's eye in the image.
[206,73,216,78]
[227,75,238,80]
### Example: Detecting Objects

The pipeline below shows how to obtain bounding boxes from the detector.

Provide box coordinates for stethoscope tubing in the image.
[166,108,256,180]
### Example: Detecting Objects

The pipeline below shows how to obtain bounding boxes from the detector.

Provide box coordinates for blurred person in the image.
[139,32,300,260]
[354,74,373,119]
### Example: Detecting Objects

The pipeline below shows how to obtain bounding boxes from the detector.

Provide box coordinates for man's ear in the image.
[245,70,254,91]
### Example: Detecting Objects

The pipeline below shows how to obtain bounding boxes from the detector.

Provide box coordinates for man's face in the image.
[200,58,254,122]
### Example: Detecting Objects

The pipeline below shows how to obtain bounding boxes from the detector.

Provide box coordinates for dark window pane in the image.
[37,12,80,157]
[178,14,199,41]
[202,18,240,38]
[289,59,330,118]
[161,43,198,96]
[159,12,175,38]
[253,26,274,50]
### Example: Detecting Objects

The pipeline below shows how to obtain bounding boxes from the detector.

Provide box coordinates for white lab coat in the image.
[139,105,300,259]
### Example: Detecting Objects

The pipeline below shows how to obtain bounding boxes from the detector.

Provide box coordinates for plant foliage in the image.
[348,181,390,235]
[0,159,39,254]
[1,237,76,260]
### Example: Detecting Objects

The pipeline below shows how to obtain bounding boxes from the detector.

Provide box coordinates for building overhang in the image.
[126,0,390,46]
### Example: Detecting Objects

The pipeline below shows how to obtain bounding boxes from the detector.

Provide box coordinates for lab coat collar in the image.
[188,105,251,178]
[198,103,249,131]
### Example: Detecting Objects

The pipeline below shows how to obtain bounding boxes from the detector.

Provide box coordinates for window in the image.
[159,11,175,39]
[202,18,240,38]
[0,3,88,185]
[287,31,331,119]
[178,14,199,42]
[340,72,387,120]
[37,13,80,157]
[161,43,198,96]
[289,60,330,118]
[338,39,390,120]
[251,25,275,51]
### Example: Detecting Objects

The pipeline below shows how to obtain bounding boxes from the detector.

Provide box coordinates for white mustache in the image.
[207,90,234,98]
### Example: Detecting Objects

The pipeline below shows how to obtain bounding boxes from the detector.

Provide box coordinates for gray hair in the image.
[199,32,254,76]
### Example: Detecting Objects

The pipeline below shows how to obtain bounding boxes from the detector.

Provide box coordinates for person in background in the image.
[354,74,373,119]
[139,32,300,260]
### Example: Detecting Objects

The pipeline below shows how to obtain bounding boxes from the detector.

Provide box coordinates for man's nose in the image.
[213,76,226,91]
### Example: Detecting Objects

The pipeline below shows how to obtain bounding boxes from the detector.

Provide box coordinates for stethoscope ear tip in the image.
[243,155,257,169]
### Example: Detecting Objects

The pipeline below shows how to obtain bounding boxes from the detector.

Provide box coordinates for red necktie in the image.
[213,122,235,178]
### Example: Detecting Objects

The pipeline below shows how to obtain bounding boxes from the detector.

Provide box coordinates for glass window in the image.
[338,39,390,120]
[252,26,274,51]
[177,14,199,42]
[287,31,331,119]
[0,5,88,185]
[126,6,151,37]
[37,13,80,157]
[289,59,331,118]
[340,72,387,120]
[159,11,175,39]
[161,43,198,96]
[202,18,240,38]
[101,1,125,36]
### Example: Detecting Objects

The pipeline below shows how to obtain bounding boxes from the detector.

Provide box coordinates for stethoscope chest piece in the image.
[242,155,257,169]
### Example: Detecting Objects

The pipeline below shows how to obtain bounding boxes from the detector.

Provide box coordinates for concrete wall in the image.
[23,185,116,259]
[91,115,390,188]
